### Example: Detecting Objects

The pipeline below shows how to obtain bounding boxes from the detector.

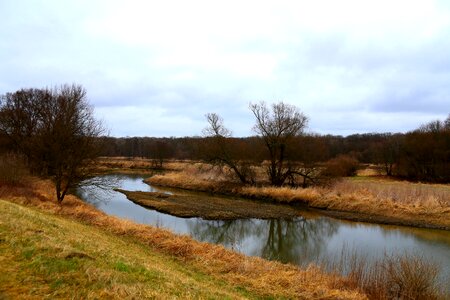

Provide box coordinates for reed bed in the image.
[335,179,450,207]
[322,251,448,300]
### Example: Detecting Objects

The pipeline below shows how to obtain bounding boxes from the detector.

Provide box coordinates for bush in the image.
[324,251,446,300]
[0,153,29,186]
[323,154,359,177]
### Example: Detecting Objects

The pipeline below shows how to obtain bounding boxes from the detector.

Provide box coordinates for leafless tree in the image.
[250,101,308,186]
[201,113,255,184]
[0,84,105,203]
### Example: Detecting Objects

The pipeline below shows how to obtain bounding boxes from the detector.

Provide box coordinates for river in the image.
[76,174,450,285]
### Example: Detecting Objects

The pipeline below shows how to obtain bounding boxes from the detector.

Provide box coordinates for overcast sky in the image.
[1,0,449,137]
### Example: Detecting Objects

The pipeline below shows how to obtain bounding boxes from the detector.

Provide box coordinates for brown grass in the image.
[1,177,366,299]
[93,157,192,174]
[147,169,450,230]
[116,189,302,219]
[336,178,450,207]
[323,251,447,299]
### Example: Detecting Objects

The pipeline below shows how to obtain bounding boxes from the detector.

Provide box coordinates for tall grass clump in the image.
[323,251,447,299]
[334,179,450,208]
[0,153,29,186]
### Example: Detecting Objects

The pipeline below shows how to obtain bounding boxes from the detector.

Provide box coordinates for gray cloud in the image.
[1,0,449,137]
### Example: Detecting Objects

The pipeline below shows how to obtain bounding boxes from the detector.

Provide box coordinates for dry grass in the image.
[0,177,366,299]
[0,200,257,299]
[322,251,447,300]
[93,157,192,174]
[117,189,301,219]
[336,178,450,207]
[147,169,450,230]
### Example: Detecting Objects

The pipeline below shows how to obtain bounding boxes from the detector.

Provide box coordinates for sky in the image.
[1,0,449,137]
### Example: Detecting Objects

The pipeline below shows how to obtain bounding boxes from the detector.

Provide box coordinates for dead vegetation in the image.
[92,157,189,174]
[0,177,366,299]
[116,189,302,219]
[147,167,450,230]
[322,251,447,300]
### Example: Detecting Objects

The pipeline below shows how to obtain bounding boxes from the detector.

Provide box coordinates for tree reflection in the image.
[187,216,339,266]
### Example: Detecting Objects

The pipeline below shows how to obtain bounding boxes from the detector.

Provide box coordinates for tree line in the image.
[97,105,449,184]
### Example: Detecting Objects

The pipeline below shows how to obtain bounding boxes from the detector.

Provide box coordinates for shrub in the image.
[324,251,446,299]
[323,155,359,177]
[0,153,29,186]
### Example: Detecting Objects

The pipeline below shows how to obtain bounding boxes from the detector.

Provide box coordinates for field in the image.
[92,156,188,174]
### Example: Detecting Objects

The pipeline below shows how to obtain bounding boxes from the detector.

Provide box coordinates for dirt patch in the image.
[115,189,303,220]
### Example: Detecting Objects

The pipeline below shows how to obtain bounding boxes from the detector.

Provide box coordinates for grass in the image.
[0,200,255,299]
[93,156,190,174]
[337,178,450,207]
[147,168,450,230]
[321,251,448,299]
[0,177,365,299]
[115,188,302,219]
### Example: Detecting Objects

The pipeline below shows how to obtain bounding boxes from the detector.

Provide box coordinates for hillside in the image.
[0,200,256,299]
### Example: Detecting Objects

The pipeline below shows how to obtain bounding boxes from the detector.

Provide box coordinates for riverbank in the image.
[0,177,365,299]
[146,171,450,230]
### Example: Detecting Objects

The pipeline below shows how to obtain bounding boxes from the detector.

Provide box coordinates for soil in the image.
[115,189,304,220]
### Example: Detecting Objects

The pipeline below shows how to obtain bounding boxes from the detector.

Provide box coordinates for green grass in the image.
[0,200,255,299]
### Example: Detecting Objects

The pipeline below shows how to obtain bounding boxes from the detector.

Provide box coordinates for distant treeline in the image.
[1,116,448,183]
[93,115,449,183]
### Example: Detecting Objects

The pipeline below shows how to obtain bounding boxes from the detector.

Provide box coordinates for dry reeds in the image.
[334,179,450,208]
[323,251,447,299]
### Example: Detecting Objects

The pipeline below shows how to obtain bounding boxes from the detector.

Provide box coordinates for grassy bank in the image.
[0,200,257,299]
[146,169,450,230]
[0,178,365,299]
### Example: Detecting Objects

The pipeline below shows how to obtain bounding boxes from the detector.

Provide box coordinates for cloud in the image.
[1,0,449,136]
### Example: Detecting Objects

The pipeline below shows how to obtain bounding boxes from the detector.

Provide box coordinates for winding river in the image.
[77,174,450,285]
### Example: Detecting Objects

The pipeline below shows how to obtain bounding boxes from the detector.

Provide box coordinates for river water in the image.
[77,174,450,284]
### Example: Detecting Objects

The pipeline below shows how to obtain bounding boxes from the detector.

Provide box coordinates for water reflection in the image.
[188,217,339,264]
[77,174,450,285]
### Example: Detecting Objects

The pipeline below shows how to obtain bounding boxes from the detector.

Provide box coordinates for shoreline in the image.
[145,174,450,231]
[115,188,306,220]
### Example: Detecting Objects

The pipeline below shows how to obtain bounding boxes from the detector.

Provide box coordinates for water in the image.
[77,174,450,284]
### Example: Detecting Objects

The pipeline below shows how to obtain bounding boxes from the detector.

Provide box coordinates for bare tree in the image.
[445,114,450,130]
[0,84,105,203]
[250,101,308,186]
[200,113,255,184]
